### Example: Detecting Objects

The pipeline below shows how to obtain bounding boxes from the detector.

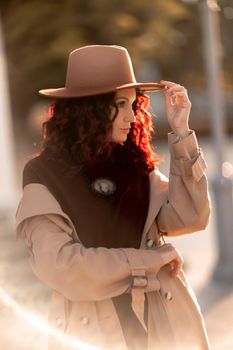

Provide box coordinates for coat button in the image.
[146,239,154,248]
[80,316,89,325]
[56,317,65,327]
[164,291,173,301]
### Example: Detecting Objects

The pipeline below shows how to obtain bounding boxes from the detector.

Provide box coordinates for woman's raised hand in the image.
[161,80,191,138]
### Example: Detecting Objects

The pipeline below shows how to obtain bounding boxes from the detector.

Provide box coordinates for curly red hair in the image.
[41,90,160,174]
[125,93,160,172]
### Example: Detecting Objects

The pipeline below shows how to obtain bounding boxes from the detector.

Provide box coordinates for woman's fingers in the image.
[166,89,188,99]
[160,80,178,87]
[165,85,187,94]
[161,81,191,109]
[170,254,184,277]
[161,80,188,98]
[169,247,183,277]
[164,85,189,101]
[157,243,184,277]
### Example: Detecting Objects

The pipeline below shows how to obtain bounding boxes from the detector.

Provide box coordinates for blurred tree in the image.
[0,0,232,132]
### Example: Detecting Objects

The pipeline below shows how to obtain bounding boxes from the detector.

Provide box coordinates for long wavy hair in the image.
[41,90,160,175]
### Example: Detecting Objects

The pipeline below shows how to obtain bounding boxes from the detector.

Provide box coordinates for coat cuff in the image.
[122,249,148,288]
[122,249,162,293]
[168,130,199,159]
[168,131,207,182]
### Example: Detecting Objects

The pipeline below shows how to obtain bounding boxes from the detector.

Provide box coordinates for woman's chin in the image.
[112,136,127,144]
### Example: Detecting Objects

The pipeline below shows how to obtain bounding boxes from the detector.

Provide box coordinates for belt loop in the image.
[122,249,148,332]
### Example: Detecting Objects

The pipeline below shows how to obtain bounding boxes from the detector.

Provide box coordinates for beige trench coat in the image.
[16,132,211,350]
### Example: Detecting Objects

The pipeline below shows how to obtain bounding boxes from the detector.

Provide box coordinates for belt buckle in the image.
[131,275,148,289]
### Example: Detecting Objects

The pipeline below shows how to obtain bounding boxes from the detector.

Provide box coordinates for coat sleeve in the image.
[17,213,168,302]
[156,131,211,236]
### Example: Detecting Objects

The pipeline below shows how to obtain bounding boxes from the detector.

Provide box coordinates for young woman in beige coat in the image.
[16,45,211,350]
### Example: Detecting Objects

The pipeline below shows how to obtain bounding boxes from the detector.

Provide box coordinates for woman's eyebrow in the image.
[115,96,128,100]
[115,96,136,102]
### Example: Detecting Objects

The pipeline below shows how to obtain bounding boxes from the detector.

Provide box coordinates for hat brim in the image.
[39,82,165,98]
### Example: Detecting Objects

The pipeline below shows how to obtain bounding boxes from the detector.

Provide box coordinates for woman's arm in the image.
[19,213,182,302]
[155,81,211,236]
[156,131,211,236]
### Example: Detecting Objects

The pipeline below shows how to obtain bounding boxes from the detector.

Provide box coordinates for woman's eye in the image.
[116,101,126,108]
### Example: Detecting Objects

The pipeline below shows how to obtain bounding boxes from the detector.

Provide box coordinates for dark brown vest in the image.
[23,146,149,249]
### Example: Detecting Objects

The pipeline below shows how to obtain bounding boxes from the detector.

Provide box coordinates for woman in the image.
[16,45,211,350]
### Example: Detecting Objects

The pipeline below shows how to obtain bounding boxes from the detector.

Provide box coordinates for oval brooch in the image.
[91,178,116,196]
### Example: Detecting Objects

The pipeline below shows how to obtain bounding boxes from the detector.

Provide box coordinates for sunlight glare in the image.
[0,286,101,350]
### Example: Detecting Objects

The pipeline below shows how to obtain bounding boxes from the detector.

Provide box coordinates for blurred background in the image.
[0,0,232,349]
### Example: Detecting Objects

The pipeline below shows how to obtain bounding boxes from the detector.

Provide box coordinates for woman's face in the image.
[110,88,136,143]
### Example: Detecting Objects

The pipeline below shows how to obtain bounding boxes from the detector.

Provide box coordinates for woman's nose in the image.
[125,107,136,123]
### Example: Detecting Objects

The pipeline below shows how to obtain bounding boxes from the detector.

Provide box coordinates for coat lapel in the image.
[140,169,168,247]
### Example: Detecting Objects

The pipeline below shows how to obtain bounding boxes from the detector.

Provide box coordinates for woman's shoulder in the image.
[23,154,40,169]
[22,152,50,188]
[148,168,169,194]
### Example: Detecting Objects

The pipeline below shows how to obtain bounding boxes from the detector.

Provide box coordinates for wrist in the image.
[172,129,191,144]
[174,127,190,136]
[173,128,190,140]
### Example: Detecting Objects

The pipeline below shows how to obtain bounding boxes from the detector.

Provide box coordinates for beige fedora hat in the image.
[39,45,164,98]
